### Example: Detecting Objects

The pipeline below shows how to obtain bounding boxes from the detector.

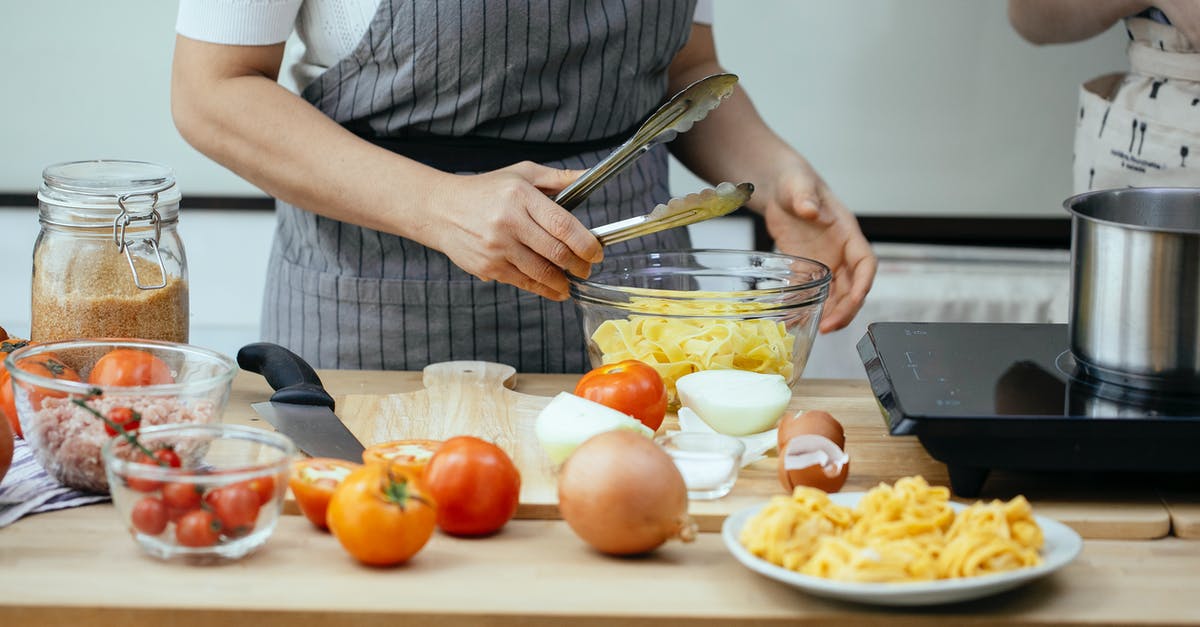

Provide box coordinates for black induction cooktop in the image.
[858,322,1200,496]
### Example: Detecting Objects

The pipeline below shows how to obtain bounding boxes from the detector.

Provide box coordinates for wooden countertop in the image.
[2,370,1199,626]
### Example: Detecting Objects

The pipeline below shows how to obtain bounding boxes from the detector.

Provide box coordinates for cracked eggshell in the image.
[778,433,850,493]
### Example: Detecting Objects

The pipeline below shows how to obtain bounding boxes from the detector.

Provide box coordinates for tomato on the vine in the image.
[176,509,221,547]
[103,407,141,436]
[574,360,668,431]
[326,463,436,566]
[88,349,174,387]
[423,436,521,537]
[288,458,360,530]
[124,447,183,492]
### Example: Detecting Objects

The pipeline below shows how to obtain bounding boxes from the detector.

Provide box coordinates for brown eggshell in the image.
[777,410,845,451]
[777,433,850,493]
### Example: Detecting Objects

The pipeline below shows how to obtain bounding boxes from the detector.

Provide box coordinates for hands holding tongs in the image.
[554,73,754,246]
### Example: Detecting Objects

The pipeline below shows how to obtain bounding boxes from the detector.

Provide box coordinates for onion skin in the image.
[557,430,696,555]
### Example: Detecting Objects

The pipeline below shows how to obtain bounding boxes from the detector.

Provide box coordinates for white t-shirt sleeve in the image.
[693,0,714,25]
[176,0,303,45]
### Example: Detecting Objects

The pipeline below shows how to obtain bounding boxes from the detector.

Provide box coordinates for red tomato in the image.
[88,349,174,387]
[130,496,168,535]
[206,484,261,537]
[236,475,276,506]
[288,458,360,530]
[103,407,141,437]
[326,463,436,566]
[574,360,668,431]
[176,509,221,547]
[423,436,521,537]
[161,482,203,511]
[123,447,183,492]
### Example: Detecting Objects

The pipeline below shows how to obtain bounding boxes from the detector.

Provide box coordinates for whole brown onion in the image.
[557,429,696,555]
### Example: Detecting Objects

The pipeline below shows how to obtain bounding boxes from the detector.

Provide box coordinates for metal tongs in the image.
[555,73,739,211]
[590,181,754,247]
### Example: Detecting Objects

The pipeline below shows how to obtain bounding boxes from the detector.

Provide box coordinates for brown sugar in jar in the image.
[31,161,189,343]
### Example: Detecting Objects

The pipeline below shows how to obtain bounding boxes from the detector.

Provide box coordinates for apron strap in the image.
[1129,41,1200,82]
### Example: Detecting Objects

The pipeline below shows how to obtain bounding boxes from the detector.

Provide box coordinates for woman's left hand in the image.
[760,163,877,333]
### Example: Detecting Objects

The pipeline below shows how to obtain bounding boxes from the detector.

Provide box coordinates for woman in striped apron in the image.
[172,0,877,372]
[1009,1,1200,192]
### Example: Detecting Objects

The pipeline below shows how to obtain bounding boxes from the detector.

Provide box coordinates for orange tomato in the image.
[423,436,521,537]
[0,338,33,437]
[88,349,174,387]
[574,360,668,431]
[288,458,360,530]
[6,353,82,436]
[361,439,442,477]
[326,463,436,566]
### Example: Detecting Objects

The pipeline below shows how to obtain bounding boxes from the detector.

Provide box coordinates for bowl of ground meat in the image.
[4,339,238,493]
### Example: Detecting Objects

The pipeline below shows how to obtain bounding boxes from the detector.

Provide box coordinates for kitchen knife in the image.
[237,342,366,462]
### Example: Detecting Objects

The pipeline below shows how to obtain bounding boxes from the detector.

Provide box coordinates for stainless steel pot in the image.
[1066,188,1200,392]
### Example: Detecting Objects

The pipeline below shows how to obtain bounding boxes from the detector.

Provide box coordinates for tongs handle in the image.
[554,73,738,211]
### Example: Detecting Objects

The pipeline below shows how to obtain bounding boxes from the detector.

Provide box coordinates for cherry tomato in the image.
[161,482,203,511]
[362,439,442,477]
[206,484,261,537]
[130,496,168,535]
[236,475,277,506]
[0,338,32,438]
[103,407,141,437]
[88,349,174,387]
[123,447,182,492]
[423,436,521,537]
[288,458,360,530]
[326,463,436,566]
[574,360,668,431]
[176,509,221,547]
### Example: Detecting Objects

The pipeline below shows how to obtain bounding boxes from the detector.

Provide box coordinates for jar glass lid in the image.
[37,159,181,218]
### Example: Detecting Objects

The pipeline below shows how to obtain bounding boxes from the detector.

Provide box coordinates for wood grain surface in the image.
[3,506,1200,627]
[222,369,1187,540]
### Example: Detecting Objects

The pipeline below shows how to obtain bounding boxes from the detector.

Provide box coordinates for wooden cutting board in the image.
[321,362,1173,538]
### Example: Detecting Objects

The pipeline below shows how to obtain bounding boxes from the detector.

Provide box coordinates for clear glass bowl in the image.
[656,431,745,500]
[5,338,238,493]
[569,249,831,407]
[102,423,295,563]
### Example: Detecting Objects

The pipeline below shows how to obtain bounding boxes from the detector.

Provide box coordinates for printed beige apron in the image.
[262,0,698,372]
[1075,17,1200,192]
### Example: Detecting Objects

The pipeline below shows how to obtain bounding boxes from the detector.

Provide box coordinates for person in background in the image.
[1008,0,1200,192]
[171,0,876,373]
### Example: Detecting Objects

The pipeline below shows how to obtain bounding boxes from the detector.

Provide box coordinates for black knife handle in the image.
[237,342,335,409]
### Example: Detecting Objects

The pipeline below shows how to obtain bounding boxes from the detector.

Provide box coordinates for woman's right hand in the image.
[417,161,604,301]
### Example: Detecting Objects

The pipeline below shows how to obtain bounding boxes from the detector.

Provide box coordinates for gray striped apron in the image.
[262,0,698,373]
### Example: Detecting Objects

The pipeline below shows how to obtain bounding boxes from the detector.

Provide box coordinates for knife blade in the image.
[237,342,366,462]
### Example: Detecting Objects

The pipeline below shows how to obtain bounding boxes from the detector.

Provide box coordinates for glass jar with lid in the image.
[31,160,189,343]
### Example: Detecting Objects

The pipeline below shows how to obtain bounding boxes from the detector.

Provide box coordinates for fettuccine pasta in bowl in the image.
[569,250,830,407]
[722,476,1083,605]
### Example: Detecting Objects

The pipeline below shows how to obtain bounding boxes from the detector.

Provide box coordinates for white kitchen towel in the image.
[0,437,109,527]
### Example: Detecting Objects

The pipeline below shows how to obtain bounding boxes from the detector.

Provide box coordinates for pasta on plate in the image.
[739,477,1044,583]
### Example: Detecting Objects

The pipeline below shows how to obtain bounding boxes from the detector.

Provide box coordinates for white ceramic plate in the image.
[721,492,1083,606]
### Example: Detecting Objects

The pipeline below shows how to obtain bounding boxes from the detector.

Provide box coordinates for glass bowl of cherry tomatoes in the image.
[102,423,295,562]
[3,338,238,493]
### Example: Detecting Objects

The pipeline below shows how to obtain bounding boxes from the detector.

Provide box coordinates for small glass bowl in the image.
[570,249,830,409]
[656,431,745,500]
[6,338,237,493]
[102,423,295,563]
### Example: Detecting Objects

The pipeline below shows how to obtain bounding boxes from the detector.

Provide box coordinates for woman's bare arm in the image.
[1007,0,1149,44]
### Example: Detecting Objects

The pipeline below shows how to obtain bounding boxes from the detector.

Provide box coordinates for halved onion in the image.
[535,392,653,464]
[676,370,792,436]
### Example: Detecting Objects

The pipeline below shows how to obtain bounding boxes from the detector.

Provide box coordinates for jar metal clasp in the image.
[113,192,168,290]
